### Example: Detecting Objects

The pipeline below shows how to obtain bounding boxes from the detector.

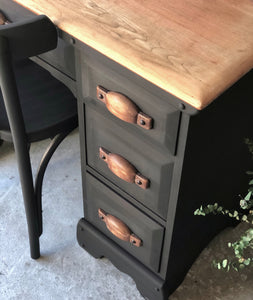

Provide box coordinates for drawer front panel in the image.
[85,100,174,219]
[85,173,164,273]
[38,38,76,80]
[81,57,181,155]
[1,1,76,80]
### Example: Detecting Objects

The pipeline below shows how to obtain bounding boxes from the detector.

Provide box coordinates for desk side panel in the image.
[162,70,253,292]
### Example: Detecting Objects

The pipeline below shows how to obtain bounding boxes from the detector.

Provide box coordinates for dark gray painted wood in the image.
[30,56,76,97]
[75,41,197,115]
[0,58,77,142]
[85,98,174,219]
[0,0,76,80]
[86,165,166,226]
[163,69,253,284]
[4,1,253,299]
[77,219,169,300]
[38,38,76,80]
[80,52,182,155]
[0,0,35,20]
[77,41,253,295]
[85,173,165,273]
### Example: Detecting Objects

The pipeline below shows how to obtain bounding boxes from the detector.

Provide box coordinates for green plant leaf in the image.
[240,199,248,209]
[245,191,252,201]
[217,206,223,212]
[232,263,238,272]
[235,249,240,255]
[222,259,228,268]
[193,141,253,273]
[244,259,251,266]
[242,215,248,222]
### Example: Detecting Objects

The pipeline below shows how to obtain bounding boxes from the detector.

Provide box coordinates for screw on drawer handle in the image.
[97,85,153,130]
[98,208,142,247]
[99,147,150,189]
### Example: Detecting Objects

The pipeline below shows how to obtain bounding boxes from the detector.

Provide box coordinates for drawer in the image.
[0,1,76,81]
[85,173,164,273]
[85,100,174,219]
[38,38,76,80]
[80,53,181,154]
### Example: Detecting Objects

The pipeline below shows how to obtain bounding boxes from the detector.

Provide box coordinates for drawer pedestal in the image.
[76,43,253,299]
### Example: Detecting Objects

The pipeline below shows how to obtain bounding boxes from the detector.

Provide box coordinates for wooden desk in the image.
[11,0,253,110]
[2,1,253,299]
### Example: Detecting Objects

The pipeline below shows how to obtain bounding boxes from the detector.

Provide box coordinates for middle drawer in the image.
[85,100,174,219]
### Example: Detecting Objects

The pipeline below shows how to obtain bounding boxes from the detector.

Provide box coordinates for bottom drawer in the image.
[85,173,164,273]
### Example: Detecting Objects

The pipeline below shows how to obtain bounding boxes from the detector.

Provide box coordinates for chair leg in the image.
[18,146,40,259]
[35,128,76,236]
[0,41,40,259]
[0,139,3,146]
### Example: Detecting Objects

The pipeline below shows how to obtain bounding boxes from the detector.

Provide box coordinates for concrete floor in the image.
[0,130,252,300]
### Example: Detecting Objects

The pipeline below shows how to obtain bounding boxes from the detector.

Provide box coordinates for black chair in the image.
[0,14,78,259]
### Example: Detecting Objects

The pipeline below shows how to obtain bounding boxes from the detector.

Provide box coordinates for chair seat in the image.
[0,58,77,142]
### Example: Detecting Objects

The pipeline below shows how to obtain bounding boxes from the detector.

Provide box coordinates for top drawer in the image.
[38,38,76,80]
[1,0,76,80]
[80,51,181,154]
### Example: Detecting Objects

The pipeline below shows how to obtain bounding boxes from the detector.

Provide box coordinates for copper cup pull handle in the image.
[98,209,142,247]
[97,85,153,130]
[99,147,149,189]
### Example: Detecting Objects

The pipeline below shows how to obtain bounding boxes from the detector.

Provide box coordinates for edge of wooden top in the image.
[13,0,253,110]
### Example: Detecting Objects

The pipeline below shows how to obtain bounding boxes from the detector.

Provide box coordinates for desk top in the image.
[14,0,253,110]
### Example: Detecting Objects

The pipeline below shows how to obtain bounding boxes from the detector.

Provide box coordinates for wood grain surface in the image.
[14,0,253,109]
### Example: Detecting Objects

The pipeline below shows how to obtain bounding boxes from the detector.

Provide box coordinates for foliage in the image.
[194,139,253,271]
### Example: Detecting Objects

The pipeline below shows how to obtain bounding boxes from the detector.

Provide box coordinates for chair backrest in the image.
[0,15,57,59]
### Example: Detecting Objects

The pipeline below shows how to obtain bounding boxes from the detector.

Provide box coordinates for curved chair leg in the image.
[0,39,40,259]
[35,128,76,236]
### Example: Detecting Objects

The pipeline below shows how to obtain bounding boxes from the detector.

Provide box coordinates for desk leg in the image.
[77,218,170,300]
